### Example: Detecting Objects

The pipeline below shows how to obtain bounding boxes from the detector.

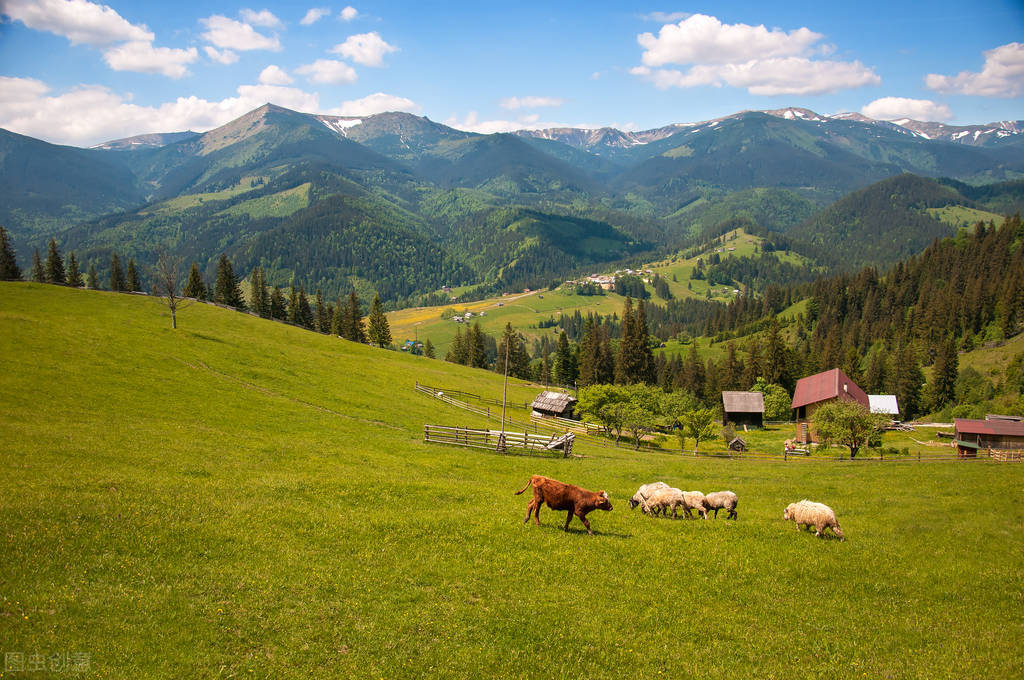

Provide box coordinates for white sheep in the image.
[680,491,708,519]
[643,486,688,519]
[783,500,845,541]
[703,491,739,520]
[629,482,669,514]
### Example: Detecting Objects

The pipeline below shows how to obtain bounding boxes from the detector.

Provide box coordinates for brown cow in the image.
[514,474,612,535]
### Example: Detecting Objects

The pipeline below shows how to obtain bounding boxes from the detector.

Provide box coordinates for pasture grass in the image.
[2,283,1022,679]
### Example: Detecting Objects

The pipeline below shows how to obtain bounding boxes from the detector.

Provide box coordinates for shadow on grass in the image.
[522,523,632,539]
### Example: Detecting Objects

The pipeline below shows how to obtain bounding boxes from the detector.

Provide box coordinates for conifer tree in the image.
[889,342,924,420]
[577,318,600,387]
[722,341,744,391]
[65,252,82,287]
[763,317,787,385]
[249,266,269,317]
[330,296,343,335]
[635,299,657,384]
[0,226,21,280]
[270,286,286,320]
[596,325,615,385]
[184,263,205,299]
[109,253,126,291]
[366,294,392,347]
[931,336,959,408]
[863,349,887,394]
[554,330,577,386]
[615,297,642,384]
[314,289,330,332]
[341,291,365,342]
[287,285,300,324]
[424,338,436,359]
[742,340,763,388]
[214,254,244,309]
[539,350,552,384]
[467,322,488,368]
[296,285,314,329]
[31,249,45,282]
[86,263,99,289]
[446,327,465,363]
[126,258,140,292]
[44,238,65,284]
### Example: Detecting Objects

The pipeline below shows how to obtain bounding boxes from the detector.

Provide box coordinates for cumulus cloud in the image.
[200,15,281,51]
[632,13,878,95]
[340,6,358,21]
[926,42,1024,98]
[0,75,417,146]
[295,59,358,84]
[103,41,198,78]
[300,7,330,25]
[0,0,153,46]
[204,46,238,64]
[499,96,566,110]
[239,8,282,28]
[329,31,397,66]
[258,64,293,85]
[861,97,953,122]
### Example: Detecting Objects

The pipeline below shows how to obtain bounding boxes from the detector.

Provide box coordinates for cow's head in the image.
[596,490,612,511]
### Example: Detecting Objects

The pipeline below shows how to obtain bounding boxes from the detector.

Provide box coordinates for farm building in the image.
[953,418,1024,458]
[869,394,900,417]
[530,391,577,419]
[721,391,764,428]
[791,368,869,444]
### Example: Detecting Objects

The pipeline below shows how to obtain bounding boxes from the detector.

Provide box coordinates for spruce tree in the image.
[330,296,343,335]
[424,338,436,359]
[65,252,82,287]
[0,226,21,280]
[126,258,140,292]
[31,249,45,282]
[722,341,743,391]
[446,327,465,363]
[554,330,577,386]
[296,285,314,329]
[269,286,286,320]
[287,285,300,324]
[314,289,330,333]
[596,325,615,385]
[341,291,365,342]
[763,317,786,385]
[467,322,488,368]
[577,318,599,387]
[615,297,639,384]
[635,299,656,384]
[86,263,99,289]
[214,254,244,309]
[539,351,552,384]
[366,294,392,347]
[109,253,126,291]
[183,263,205,299]
[889,342,924,420]
[931,336,959,408]
[249,266,269,317]
[44,238,65,284]
[863,349,887,394]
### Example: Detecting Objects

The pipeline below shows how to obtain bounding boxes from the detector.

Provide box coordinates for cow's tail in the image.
[513,480,532,495]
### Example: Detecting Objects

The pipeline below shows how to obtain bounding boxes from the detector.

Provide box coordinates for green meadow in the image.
[2,283,1022,679]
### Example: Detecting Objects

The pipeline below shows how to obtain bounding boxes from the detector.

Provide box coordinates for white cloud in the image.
[339,6,358,21]
[258,64,294,85]
[300,7,330,25]
[443,111,600,135]
[0,0,153,46]
[204,46,238,64]
[926,42,1024,98]
[643,11,690,23]
[103,41,198,78]
[239,8,282,28]
[632,14,878,95]
[295,59,358,84]
[499,96,566,110]
[325,92,419,116]
[861,97,953,122]
[200,15,281,51]
[0,74,418,146]
[329,31,397,66]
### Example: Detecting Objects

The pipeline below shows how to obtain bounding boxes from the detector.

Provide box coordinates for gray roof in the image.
[722,391,765,413]
[531,391,577,414]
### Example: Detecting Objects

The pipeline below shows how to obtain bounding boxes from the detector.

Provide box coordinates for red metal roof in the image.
[954,418,1024,438]
[791,368,869,410]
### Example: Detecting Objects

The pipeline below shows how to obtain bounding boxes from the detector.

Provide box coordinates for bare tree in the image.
[152,250,191,329]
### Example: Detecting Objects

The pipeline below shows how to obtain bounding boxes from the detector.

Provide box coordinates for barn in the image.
[869,394,900,418]
[530,391,577,419]
[953,418,1024,458]
[791,368,869,444]
[721,391,764,428]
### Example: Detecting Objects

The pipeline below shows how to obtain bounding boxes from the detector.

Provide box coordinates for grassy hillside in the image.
[2,283,1022,679]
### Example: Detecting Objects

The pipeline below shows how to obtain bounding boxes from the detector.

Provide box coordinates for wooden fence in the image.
[991,450,1023,462]
[424,425,574,457]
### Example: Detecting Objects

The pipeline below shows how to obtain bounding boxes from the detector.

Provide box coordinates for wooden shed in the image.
[530,391,578,419]
[791,368,869,444]
[953,418,1024,458]
[721,391,764,429]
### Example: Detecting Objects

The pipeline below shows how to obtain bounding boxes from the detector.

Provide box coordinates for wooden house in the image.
[791,368,869,444]
[721,391,764,428]
[953,418,1024,458]
[530,391,577,419]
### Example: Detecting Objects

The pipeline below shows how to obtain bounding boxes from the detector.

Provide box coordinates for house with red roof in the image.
[791,368,869,443]
[953,418,1024,458]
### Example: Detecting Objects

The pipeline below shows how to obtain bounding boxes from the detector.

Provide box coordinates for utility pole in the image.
[499,331,510,453]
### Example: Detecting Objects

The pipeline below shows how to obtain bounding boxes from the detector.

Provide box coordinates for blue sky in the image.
[1,0,1022,146]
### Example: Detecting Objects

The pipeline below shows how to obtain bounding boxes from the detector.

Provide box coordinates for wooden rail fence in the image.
[424,425,574,457]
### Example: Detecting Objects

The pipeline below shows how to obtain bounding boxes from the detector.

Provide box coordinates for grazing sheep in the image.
[629,482,670,514]
[680,491,708,520]
[703,491,739,520]
[784,500,845,541]
[643,486,688,519]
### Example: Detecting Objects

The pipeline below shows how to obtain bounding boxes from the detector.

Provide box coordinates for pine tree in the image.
[596,325,615,385]
[446,327,465,363]
[86,263,99,289]
[863,349,887,394]
[366,294,392,347]
[931,336,959,408]
[554,330,577,386]
[467,322,488,368]
[329,296,343,335]
[540,350,552,384]
[635,299,656,384]
[125,258,141,292]
[31,249,45,282]
[742,340,763,388]
[44,238,65,284]
[889,342,924,420]
[296,285,314,329]
[0,226,21,280]
[270,286,286,320]
[577,318,600,387]
[287,285,300,324]
[615,297,641,384]
[314,289,330,333]
[214,254,244,308]
[763,317,786,385]
[65,252,82,287]
[424,338,436,359]
[249,266,269,317]
[109,253,126,291]
[341,291,365,342]
[183,263,205,299]
[722,341,744,390]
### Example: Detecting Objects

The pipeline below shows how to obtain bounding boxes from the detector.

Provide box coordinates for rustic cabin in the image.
[530,391,577,419]
[869,394,900,418]
[728,436,747,452]
[721,391,764,428]
[953,418,1024,458]
[791,368,869,444]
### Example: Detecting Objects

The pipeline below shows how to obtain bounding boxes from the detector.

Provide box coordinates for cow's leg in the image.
[533,500,543,525]
[524,499,537,524]
[564,510,574,531]
[577,511,593,535]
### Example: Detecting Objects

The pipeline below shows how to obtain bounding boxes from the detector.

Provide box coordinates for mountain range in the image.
[2,104,1022,303]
